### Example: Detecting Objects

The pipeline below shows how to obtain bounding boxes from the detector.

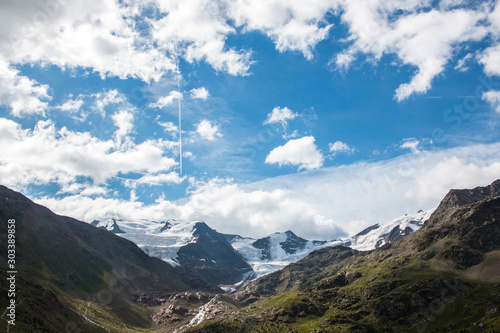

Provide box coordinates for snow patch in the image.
[348,208,435,251]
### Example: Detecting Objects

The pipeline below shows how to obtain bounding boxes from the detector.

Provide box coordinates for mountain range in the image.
[0,180,499,332]
[90,209,434,286]
[184,179,500,332]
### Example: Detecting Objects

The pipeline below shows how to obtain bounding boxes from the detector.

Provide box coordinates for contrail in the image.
[178,72,182,175]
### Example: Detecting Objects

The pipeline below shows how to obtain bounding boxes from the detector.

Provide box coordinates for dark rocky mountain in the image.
[176,222,253,286]
[185,180,500,332]
[158,220,172,233]
[0,185,211,332]
[428,179,500,225]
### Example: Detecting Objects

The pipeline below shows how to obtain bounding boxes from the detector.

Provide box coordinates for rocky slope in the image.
[92,218,253,286]
[0,186,210,332]
[185,180,500,332]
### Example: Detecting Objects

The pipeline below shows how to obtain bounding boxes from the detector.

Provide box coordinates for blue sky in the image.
[1,0,500,239]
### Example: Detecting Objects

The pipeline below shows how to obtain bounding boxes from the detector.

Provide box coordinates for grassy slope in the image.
[0,186,203,332]
[189,194,500,333]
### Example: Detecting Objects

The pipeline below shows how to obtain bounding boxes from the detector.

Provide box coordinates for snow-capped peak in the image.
[347,208,435,251]
[90,218,124,234]
[88,209,435,284]
[228,230,343,278]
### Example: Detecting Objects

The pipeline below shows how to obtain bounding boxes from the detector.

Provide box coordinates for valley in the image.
[0,181,499,332]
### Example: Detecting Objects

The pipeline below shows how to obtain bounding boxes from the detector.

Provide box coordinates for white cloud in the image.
[400,138,422,154]
[329,141,357,156]
[1,0,498,106]
[454,52,473,71]
[255,142,500,236]
[263,106,298,126]
[266,136,324,171]
[36,143,500,240]
[0,0,176,82]
[190,87,210,100]
[0,117,178,190]
[263,106,301,139]
[55,95,87,121]
[93,89,126,116]
[479,44,500,76]
[0,58,51,117]
[57,96,84,113]
[482,90,500,112]
[37,194,182,227]
[132,172,186,186]
[151,0,252,76]
[225,0,334,59]
[57,183,108,197]
[149,91,182,109]
[335,3,488,101]
[111,110,135,146]
[159,121,179,133]
[196,119,222,141]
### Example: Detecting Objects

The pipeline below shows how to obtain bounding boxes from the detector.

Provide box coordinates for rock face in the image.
[251,230,309,260]
[428,179,500,225]
[187,180,500,333]
[176,222,253,286]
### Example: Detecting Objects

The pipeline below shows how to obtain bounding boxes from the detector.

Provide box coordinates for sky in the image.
[1,0,500,240]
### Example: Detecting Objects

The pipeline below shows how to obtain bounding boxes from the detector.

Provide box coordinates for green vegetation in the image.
[188,194,500,333]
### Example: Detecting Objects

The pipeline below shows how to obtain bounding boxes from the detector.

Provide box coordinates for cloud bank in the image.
[37,142,500,240]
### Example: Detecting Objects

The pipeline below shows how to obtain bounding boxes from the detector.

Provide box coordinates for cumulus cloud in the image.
[0,0,176,82]
[54,96,87,121]
[255,142,500,236]
[264,106,298,126]
[0,117,179,192]
[225,0,334,59]
[482,90,500,112]
[196,119,222,141]
[111,110,135,146]
[266,136,324,171]
[329,141,357,156]
[264,106,303,139]
[479,0,500,75]
[335,2,488,101]
[0,58,51,117]
[190,87,210,100]
[479,44,500,76]
[151,0,253,75]
[1,0,499,106]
